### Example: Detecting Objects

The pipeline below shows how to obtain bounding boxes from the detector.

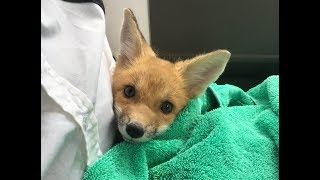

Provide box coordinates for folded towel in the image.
[83,75,279,179]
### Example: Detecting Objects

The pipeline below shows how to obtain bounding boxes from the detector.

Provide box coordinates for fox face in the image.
[112,9,231,143]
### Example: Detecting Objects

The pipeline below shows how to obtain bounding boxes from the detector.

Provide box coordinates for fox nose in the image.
[126,123,144,138]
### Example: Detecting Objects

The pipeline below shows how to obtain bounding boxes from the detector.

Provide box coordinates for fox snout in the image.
[125,123,144,138]
[113,103,171,143]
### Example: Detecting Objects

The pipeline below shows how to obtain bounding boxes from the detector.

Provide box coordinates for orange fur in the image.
[112,9,231,143]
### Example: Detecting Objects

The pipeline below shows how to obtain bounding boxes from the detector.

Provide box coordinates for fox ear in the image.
[118,8,155,66]
[176,50,231,98]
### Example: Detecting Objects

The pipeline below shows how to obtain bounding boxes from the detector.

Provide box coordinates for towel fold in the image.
[83,75,279,179]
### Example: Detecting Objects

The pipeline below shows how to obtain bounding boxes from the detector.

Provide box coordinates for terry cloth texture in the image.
[83,75,279,179]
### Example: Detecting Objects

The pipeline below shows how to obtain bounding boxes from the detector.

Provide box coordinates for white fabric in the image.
[41,0,116,179]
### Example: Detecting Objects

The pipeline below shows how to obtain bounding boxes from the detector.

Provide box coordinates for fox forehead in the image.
[114,57,182,88]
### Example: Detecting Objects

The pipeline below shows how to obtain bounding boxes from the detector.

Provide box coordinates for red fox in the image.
[112,9,231,143]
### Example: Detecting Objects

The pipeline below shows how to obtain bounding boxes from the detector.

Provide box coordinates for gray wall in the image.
[103,0,279,90]
[149,0,279,90]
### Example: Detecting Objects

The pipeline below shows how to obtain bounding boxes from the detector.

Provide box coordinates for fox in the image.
[112,8,231,143]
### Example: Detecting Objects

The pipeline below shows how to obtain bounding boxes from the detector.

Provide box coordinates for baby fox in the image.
[112,8,231,143]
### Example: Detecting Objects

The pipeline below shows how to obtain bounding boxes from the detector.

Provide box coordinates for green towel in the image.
[83,75,279,179]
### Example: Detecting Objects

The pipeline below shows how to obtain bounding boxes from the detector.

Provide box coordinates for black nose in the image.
[126,123,144,138]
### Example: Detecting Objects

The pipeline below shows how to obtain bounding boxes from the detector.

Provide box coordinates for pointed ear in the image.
[118,8,155,66]
[176,50,231,98]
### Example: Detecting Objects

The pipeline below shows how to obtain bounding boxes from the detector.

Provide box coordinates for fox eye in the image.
[161,101,173,114]
[124,85,135,98]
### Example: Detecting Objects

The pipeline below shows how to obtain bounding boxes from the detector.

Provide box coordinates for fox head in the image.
[112,8,231,143]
